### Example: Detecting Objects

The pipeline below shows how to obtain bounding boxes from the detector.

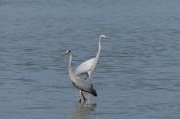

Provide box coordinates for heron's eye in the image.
[69,50,71,53]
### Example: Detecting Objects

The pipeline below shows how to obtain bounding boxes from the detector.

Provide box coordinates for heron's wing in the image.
[73,76,97,96]
[74,58,94,75]
[74,76,91,91]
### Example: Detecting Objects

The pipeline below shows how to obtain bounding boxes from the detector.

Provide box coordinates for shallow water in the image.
[0,0,180,119]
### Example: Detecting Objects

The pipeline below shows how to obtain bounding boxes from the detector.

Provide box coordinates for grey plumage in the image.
[72,75,97,96]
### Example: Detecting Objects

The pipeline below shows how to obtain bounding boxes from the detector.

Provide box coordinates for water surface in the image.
[0,0,180,119]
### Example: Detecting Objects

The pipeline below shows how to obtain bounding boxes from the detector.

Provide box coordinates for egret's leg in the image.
[79,90,81,102]
[84,74,88,80]
[89,76,93,87]
[81,91,86,102]
[88,72,93,87]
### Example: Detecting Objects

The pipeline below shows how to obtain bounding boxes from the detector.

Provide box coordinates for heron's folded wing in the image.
[75,76,91,89]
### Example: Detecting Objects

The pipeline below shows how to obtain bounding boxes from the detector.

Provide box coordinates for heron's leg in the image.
[84,74,88,80]
[81,91,86,102]
[79,90,81,103]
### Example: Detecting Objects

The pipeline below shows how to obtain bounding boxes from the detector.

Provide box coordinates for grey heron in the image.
[61,50,97,102]
[74,35,110,85]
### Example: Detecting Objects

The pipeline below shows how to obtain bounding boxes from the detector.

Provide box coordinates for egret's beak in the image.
[104,36,110,39]
[61,53,67,57]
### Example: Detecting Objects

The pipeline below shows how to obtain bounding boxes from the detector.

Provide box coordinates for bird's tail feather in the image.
[90,87,97,97]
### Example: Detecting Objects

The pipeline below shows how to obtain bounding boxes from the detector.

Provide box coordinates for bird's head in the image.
[61,50,72,57]
[100,35,110,39]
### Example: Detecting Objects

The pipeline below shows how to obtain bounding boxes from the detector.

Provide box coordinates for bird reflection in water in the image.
[68,97,98,119]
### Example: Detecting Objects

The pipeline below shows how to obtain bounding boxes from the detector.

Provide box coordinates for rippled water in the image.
[1,0,180,119]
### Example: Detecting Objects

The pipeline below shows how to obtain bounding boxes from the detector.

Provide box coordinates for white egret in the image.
[74,35,110,85]
[61,50,97,102]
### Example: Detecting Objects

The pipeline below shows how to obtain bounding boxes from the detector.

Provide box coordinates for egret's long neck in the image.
[68,54,73,73]
[95,37,102,60]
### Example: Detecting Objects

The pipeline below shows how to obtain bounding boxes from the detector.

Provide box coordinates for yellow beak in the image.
[104,36,110,39]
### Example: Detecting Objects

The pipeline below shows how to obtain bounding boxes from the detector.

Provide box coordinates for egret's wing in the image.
[74,58,94,75]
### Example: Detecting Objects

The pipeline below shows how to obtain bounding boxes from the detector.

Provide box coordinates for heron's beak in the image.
[61,53,67,57]
[104,36,110,39]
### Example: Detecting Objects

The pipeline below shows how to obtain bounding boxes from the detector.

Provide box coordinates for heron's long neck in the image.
[95,37,102,61]
[68,54,73,73]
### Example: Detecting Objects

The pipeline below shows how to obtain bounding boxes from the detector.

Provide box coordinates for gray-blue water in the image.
[0,0,180,119]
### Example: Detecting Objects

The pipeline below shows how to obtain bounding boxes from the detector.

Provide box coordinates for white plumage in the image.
[74,35,110,85]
